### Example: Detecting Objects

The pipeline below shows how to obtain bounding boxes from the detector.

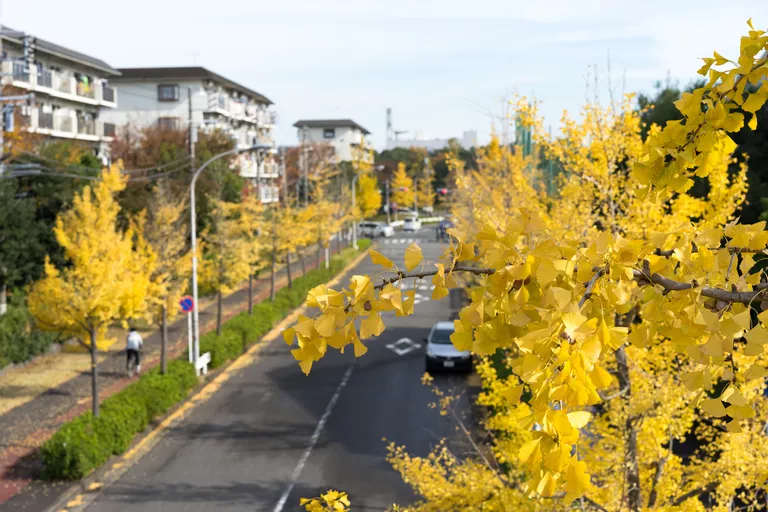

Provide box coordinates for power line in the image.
[1,164,190,183]
[14,151,192,175]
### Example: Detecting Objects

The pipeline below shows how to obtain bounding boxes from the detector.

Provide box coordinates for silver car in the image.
[424,321,472,372]
[358,221,394,238]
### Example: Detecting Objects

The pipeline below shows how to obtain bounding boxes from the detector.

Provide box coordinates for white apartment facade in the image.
[293,119,373,164]
[0,28,119,161]
[101,67,280,203]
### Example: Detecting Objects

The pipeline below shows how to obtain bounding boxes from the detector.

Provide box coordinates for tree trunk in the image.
[90,326,99,417]
[615,343,641,512]
[216,289,223,336]
[299,248,306,276]
[336,231,341,254]
[248,274,254,315]
[286,253,293,288]
[270,249,277,301]
[160,304,168,375]
[317,242,322,269]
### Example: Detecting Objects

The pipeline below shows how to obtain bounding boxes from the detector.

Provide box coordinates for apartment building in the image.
[0,28,120,161]
[101,67,280,203]
[293,119,373,164]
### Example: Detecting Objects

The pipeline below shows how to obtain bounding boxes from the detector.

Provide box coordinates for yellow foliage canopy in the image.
[28,165,156,347]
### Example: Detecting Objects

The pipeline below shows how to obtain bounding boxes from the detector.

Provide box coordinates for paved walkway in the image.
[0,241,351,505]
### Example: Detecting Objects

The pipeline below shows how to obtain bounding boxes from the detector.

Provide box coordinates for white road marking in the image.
[386,337,422,356]
[407,238,414,243]
[273,364,355,512]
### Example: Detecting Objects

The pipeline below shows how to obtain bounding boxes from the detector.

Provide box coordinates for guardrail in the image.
[389,216,444,227]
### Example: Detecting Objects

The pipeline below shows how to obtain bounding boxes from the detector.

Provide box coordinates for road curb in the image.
[43,246,371,512]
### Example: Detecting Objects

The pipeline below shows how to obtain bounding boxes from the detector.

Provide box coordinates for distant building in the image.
[386,130,477,151]
[0,28,120,161]
[101,67,280,203]
[293,119,373,163]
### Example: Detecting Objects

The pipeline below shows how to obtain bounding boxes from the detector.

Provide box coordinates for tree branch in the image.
[670,482,717,506]
[654,246,764,257]
[373,264,496,292]
[579,266,607,308]
[633,268,768,304]
[647,430,673,508]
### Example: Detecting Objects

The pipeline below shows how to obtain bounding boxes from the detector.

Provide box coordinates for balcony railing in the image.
[77,119,96,136]
[103,86,115,103]
[38,69,53,88]
[76,82,96,99]
[12,62,29,82]
[56,75,73,94]
[38,111,54,130]
[55,116,73,133]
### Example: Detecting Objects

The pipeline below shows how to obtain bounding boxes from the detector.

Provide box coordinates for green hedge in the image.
[0,295,59,369]
[41,360,196,479]
[41,240,369,480]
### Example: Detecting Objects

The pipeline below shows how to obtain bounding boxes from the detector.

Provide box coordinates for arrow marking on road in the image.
[386,337,422,356]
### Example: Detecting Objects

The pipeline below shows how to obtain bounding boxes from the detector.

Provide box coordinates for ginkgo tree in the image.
[139,180,190,374]
[390,162,414,214]
[238,192,266,314]
[290,21,768,511]
[200,198,251,335]
[387,87,765,512]
[356,173,383,219]
[28,166,156,416]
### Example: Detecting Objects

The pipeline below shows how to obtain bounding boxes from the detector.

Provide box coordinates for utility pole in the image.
[280,146,287,202]
[301,126,309,207]
[385,178,391,225]
[188,87,196,164]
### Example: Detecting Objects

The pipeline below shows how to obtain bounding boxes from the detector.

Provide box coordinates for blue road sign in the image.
[179,296,195,313]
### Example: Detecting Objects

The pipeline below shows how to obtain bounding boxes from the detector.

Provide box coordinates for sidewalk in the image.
[0,241,352,505]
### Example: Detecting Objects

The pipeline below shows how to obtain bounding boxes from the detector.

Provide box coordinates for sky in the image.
[2,0,765,149]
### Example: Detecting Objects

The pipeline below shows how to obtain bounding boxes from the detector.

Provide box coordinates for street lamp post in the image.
[189,144,272,374]
[351,174,359,250]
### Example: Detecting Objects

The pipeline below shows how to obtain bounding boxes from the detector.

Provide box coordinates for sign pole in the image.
[187,312,193,362]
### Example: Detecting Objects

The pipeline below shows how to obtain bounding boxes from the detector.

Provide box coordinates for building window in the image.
[323,128,335,139]
[157,117,180,130]
[158,84,180,102]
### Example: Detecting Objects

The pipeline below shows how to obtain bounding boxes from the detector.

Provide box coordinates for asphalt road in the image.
[83,227,475,512]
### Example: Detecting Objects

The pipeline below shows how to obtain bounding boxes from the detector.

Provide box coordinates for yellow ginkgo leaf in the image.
[369,250,395,269]
[404,244,423,271]
[360,313,385,339]
[282,327,296,346]
[566,411,592,428]
[701,398,727,417]
[502,384,524,405]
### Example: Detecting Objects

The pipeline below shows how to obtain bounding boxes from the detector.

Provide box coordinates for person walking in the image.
[126,327,143,375]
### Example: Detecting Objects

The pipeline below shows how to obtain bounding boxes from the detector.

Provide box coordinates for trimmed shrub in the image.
[200,330,242,369]
[0,296,58,369]
[41,360,197,479]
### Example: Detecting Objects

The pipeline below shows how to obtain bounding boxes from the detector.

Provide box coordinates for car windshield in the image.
[430,328,454,344]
